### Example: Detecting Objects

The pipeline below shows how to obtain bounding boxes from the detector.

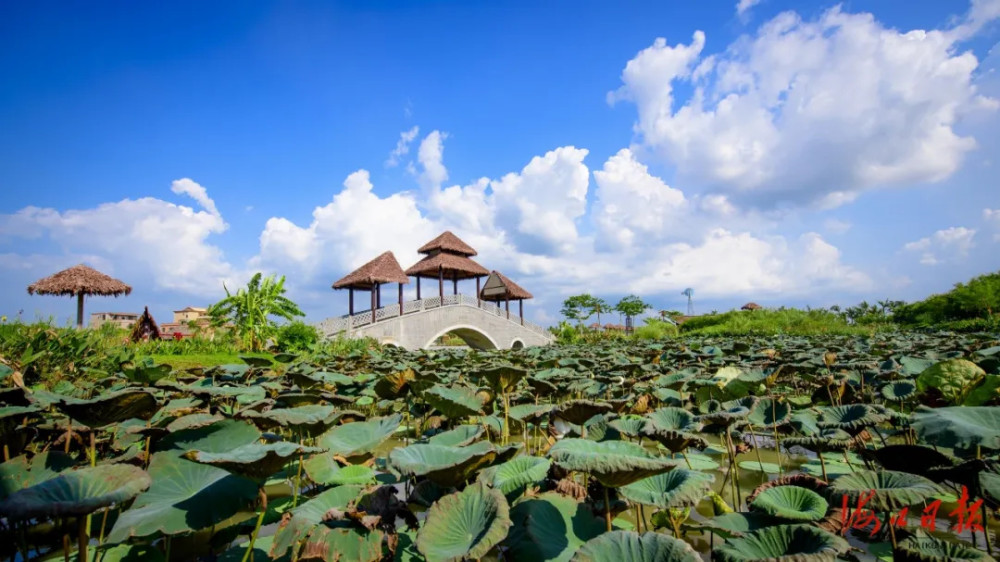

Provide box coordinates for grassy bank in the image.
[143,352,274,370]
[679,308,884,336]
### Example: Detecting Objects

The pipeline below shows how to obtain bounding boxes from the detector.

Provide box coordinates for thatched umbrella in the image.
[333,251,409,323]
[27,264,132,328]
[741,302,762,311]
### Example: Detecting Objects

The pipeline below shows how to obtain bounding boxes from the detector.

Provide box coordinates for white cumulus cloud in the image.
[385,126,419,167]
[611,3,998,208]
[903,226,977,265]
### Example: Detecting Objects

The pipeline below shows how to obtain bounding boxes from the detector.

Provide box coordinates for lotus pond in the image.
[2,332,1000,561]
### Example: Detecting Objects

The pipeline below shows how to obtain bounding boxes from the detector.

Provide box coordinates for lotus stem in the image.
[772,425,783,477]
[242,488,268,562]
[634,504,642,533]
[983,502,993,556]
[165,535,171,562]
[842,450,857,472]
[502,392,511,445]
[603,486,612,532]
[63,526,70,562]
[818,453,828,481]
[886,512,897,549]
[680,450,692,470]
[748,423,766,474]
[98,507,109,545]
[77,515,87,562]
[3,443,8,462]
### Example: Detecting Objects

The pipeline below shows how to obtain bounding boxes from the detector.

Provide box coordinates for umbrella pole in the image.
[76,293,84,328]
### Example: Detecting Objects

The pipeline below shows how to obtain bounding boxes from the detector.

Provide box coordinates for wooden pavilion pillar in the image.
[416,277,421,300]
[370,287,376,325]
[349,288,354,316]
[376,284,381,309]
[438,266,443,300]
[476,276,481,307]
[519,299,524,325]
[398,283,403,317]
[76,293,84,328]
[453,276,458,296]
[505,296,510,320]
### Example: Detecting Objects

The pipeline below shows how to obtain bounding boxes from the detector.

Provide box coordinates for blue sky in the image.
[1,0,999,327]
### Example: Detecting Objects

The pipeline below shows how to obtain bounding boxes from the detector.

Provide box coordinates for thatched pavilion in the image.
[27,264,132,328]
[405,231,489,302]
[479,270,533,324]
[741,302,762,311]
[332,251,409,323]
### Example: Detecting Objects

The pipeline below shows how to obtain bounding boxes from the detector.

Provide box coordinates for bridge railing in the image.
[317,293,552,338]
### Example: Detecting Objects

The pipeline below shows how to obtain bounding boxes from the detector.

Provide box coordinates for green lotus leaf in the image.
[423,385,484,418]
[816,404,886,434]
[619,469,713,509]
[0,451,76,501]
[979,470,1000,506]
[642,408,707,453]
[299,526,384,561]
[554,400,613,426]
[417,481,512,562]
[373,368,415,399]
[682,453,720,471]
[572,530,701,562]
[738,461,781,474]
[609,415,648,438]
[302,455,376,486]
[270,484,365,558]
[165,412,225,433]
[427,424,485,447]
[87,543,167,562]
[390,441,497,487]
[583,415,621,442]
[912,406,1000,452]
[156,418,262,455]
[548,438,678,488]
[698,405,749,427]
[917,359,986,404]
[749,486,828,522]
[122,360,173,385]
[703,512,781,538]
[108,452,258,541]
[880,380,917,402]
[185,442,323,480]
[54,389,159,428]
[827,470,943,512]
[477,364,529,393]
[789,410,820,436]
[965,374,1000,406]
[868,444,955,477]
[1,463,150,519]
[240,355,273,368]
[241,405,340,435]
[509,403,554,423]
[505,492,605,562]
[714,524,849,562]
[894,533,994,562]
[316,413,402,463]
[479,455,552,501]
[746,398,791,429]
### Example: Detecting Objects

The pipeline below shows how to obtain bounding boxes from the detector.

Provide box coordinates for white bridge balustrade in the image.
[315,293,553,350]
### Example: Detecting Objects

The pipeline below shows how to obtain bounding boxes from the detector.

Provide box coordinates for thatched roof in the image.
[479,270,533,301]
[333,251,409,290]
[741,302,762,311]
[417,231,478,256]
[130,306,161,342]
[27,264,131,297]
[405,252,489,280]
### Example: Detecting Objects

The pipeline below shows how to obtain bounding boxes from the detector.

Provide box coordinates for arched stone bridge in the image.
[316,294,555,350]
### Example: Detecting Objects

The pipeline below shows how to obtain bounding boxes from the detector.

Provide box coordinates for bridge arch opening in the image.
[425,325,498,350]
[511,339,525,350]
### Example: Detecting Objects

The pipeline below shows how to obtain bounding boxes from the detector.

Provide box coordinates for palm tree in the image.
[592,297,610,327]
[208,273,305,351]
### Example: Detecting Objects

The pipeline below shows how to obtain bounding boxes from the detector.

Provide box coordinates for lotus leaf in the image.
[427,424,485,447]
[555,400,614,425]
[917,359,986,404]
[479,455,552,501]
[894,534,993,562]
[827,470,943,512]
[477,364,529,393]
[298,525,384,561]
[746,398,791,429]
[510,403,554,423]
[572,530,701,562]
[54,389,159,428]
[505,492,606,562]
[417,481,511,562]
[880,380,917,402]
[373,368,415,399]
[548,438,678,488]
[912,406,1000,452]
[610,415,648,438]
[423,384,485,418]
[242,405,340,435]
[389,441,497,487]
[749,486,828,522]
[642,408,707,453]
[1,463,150,519]
[965,374,1000,406]
[108,452,258,541]
[738,461,781,474]
[185,442,323,480]
[704,512,780,538]
[270,484,366,558]
[816,404,886,434]
[88,544,167,562]
[317,413,402,463]
[868,444,955,477]
[303,455,376,486]
[714,524,849,562]
[0,450,75,501]
[155,416,260,454]
[619,469,713,509]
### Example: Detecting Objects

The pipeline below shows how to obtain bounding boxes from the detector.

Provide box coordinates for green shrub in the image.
[679,308,874,336]
[276,321,320,352]
[633,319,678,340]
